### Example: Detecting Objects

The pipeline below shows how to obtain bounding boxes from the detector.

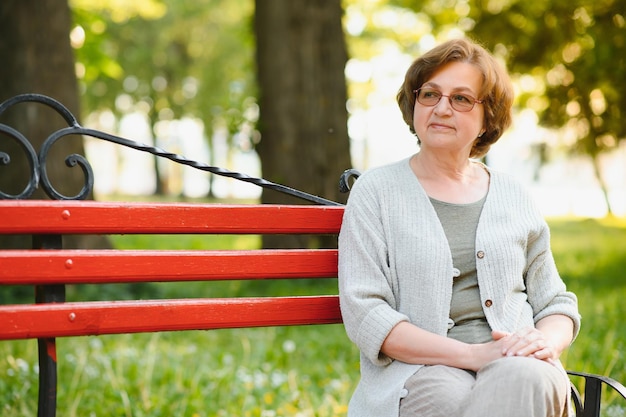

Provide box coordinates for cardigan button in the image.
[452,268,461,278]
[476,250,485,259]
[484,299,493,307]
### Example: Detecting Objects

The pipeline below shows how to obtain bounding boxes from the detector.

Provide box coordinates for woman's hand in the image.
[380,315,574,372]
[493,327,557,364]
[491,315,575,365]
[464,336,510,372]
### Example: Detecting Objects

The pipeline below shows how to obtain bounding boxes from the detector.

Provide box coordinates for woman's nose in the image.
[433,97,453,114]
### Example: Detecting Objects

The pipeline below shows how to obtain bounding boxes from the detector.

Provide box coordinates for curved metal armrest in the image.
[567,370,626,417]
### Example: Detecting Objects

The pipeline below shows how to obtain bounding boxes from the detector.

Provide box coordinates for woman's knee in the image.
[467,357,569,416]
[399,365,475,416]
[483,357,567,384]
[479,356,569,401]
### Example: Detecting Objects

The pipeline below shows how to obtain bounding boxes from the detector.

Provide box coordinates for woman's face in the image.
[413,61,485,157]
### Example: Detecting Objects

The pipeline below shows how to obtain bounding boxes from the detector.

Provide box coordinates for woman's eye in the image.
[452,94,472,104]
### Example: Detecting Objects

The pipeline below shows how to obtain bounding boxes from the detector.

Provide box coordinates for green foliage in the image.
[471,0,626,159]
[71,0,256,136]
[69,0,258,197]
[69,0,168,109]
[1,217,625,414]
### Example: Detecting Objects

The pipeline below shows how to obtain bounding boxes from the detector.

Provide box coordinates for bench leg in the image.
[37,338,58,417]
[35,281,64,417]
[581,376,602,417]
[33,236,64,417]
[567,370,626,417]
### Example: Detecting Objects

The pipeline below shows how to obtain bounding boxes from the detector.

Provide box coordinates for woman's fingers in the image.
[492,328,558,364]
[500,327,550,357]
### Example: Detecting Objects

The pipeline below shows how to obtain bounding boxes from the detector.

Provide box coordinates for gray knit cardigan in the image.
[338,157,581,417]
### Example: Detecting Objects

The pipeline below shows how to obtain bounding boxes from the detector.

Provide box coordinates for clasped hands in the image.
[468,327,560,372]
[492,327,558,364]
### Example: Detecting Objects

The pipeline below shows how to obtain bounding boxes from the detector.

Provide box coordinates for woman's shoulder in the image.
[485,165,529,193]
[352,157,413,188]
[485,166,543,213]
[345,158,418,211]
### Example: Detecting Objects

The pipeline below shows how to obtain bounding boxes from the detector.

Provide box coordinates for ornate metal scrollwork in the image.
[0,123,39,199]
[0,94,83,200]
[38,126,94,201]
[0,93,345,205]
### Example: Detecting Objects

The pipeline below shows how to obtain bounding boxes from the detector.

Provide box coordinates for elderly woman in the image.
[338,38,580,417]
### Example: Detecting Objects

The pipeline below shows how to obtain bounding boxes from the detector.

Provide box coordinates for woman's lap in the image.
[399,357,570,417]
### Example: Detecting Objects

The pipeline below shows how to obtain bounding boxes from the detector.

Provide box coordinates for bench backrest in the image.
[0,201,345,340]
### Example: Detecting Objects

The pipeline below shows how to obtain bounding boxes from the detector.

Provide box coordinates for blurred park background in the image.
[0,0,625,416]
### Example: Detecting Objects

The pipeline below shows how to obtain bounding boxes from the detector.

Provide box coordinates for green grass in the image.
[548,217,626,415]
[1,326,356,417]
[1,217,625,415]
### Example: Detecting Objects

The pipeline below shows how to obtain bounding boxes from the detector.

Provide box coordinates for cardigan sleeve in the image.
[474,172,580,341]
[525,217,581,340]
[338,173,410,367]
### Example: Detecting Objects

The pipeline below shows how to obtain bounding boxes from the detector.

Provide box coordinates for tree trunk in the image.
[255,0,352,248]
[591,153,613,217]
[148,105,166,196]
[0,0,109,250]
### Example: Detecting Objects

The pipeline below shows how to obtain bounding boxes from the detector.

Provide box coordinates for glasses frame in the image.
[413,88,483,112]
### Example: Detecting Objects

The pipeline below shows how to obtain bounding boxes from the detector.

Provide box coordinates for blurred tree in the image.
[0,0,108,251]
[71,0,256,197]
[0,0,82,203]
[71,0,170,193]
[468,0,625,215]
[255,0,352,248]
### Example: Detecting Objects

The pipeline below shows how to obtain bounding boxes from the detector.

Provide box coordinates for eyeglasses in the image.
[413,88,483,112]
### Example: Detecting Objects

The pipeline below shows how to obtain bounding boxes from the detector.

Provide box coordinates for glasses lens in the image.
[416,89,476,112]
[450,94,474,111]
[417,89,441,106]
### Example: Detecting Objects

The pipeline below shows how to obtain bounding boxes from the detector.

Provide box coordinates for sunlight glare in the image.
[69,25,85,49]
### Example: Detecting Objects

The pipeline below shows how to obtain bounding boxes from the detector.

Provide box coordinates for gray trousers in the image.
[399,356,570,417]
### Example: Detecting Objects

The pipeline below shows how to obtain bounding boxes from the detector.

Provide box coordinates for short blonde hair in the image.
[397,38,514,158]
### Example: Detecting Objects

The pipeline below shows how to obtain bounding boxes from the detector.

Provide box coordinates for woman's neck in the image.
[410,152,489,204]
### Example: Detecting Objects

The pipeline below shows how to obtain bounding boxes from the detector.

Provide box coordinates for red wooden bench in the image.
[0,201,344,416]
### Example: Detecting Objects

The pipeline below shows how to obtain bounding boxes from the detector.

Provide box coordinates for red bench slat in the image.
[0,201,344,234]
[0,296,343,340]
[0,249,338,285]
